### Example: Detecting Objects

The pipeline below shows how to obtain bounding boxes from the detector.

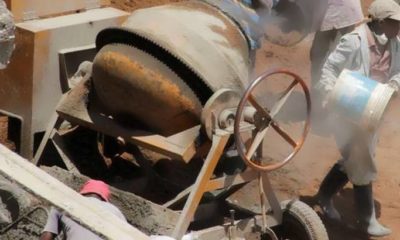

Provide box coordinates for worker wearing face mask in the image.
[314,0,400,237]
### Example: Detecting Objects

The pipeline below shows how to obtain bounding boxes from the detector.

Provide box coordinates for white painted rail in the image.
[0,144,150,240]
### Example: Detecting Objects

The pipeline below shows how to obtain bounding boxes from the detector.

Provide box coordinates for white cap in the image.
[369,0,400,21]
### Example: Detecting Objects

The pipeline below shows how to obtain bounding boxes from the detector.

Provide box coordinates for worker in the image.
[40,179,126,240]
[314,0,400,237]
[310,0,364,85]
[0,0,15,69]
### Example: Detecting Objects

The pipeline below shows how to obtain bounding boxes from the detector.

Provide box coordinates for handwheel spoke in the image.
[271,121,297,148]
[248,94,270,117]
[271,80,298,117]
[246,127,269,159]
[234,69,310,172]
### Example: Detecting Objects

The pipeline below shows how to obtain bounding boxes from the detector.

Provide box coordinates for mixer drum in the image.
[92,1,250,136]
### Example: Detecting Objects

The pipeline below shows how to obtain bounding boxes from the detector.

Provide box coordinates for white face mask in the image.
[373,31,389,46]
[0,2,15,69]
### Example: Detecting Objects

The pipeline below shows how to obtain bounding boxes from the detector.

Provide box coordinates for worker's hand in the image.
[387,80,399,96]
[40,232,57,240]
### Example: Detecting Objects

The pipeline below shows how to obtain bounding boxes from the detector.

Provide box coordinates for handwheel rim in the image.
[234,68,311,172]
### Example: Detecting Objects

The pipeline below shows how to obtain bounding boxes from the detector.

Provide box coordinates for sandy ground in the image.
[247,36,400,240]
[108,0,399,239]
[245,1,400,239]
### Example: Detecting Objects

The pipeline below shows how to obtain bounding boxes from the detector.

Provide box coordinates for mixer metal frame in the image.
[33,68,324,240]
[34,85,285,239]
[170,127,284,239]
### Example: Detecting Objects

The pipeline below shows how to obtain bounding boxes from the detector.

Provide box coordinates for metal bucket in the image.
[330,69,394,132]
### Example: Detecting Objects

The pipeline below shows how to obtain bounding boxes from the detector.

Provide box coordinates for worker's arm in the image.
[40,231,57,240]
[314,33,360,103]
[40,208,61,240]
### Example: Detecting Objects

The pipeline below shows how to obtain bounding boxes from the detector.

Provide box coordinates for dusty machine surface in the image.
[27,1,329,239]
[91,0,251,136]
[0,0,129,159]
[0,0,313,159]
[0,0,14,70]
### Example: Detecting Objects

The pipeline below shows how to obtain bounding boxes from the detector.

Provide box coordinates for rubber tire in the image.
[0,179,34,221]
[279,200,328,240]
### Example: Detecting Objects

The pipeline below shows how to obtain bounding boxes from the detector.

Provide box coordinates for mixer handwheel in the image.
[234,69,311,172]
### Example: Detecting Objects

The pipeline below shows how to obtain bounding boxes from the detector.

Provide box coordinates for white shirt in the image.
[319,0,364,31]
[42,197,126,240]
[315,24,400,185]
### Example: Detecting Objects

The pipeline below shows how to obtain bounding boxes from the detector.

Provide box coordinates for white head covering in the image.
[369,0,400,21]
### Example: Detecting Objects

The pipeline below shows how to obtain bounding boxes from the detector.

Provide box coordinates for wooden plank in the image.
[0,144,150,240]
[132,126,199,163]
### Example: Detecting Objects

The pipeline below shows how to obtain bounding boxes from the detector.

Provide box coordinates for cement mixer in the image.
[91,1,251,136]
[34,1,327,239]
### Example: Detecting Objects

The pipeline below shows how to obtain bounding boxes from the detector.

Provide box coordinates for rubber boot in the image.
[353,184,392,237]
[317,163,349,221]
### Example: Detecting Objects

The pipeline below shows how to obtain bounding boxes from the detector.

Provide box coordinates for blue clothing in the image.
[203,0,265,50]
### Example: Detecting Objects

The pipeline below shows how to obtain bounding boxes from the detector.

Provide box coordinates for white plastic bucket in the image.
[330,69,394,132]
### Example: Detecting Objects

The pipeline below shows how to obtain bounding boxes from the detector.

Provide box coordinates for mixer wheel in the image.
[234,69,311,172]
[279,200,328,240]
[0,180,33,223]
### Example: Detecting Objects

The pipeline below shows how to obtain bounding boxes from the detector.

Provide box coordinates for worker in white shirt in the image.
[310,0,364,85]
[314,0,400,237]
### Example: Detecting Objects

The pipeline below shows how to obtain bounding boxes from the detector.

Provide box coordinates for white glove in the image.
[388,80,399,94]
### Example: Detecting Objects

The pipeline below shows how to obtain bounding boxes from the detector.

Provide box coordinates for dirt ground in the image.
[108,0,399,239]
[247,0,400,239]
[248,37,400,240]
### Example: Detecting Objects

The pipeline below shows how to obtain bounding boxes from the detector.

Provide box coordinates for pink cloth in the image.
[367,29,391,83]
[319,0,364,31]
[80,180,110,202]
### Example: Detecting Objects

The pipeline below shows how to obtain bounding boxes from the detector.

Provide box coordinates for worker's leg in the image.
[317,162,348,221]
[353,183,391,237]
[345,132,390,236]
[317,122,354,221]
